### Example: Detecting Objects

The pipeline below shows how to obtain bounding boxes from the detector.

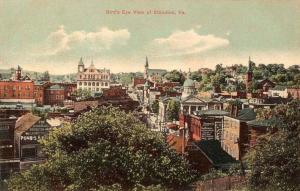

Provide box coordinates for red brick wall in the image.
[45,89,65,106]
[0,81,34,99]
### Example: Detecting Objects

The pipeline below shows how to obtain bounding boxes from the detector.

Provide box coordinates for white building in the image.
[76,58,110,93]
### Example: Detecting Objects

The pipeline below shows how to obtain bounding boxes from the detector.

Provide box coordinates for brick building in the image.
[221,108,256,160]
[44,85,65,106]
[0,80,34,100]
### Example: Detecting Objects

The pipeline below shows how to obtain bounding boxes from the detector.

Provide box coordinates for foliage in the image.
[166,100,180,122]
[151,100,159,114]
[8,106,194,191]
[32,107,49,120]
[246,101,300,191]
[164,70,185,85]
[71,89,93,100]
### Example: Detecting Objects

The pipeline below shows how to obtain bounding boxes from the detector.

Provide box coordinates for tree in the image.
[163,70,185,85]
[8,106,194,191]
[166,100,180,122]
[151,100,159,114]
[246,101,300,190]
[71,89,93,100]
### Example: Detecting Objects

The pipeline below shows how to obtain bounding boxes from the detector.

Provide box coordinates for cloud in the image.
[39,25,130,56]
[150,29,229,57]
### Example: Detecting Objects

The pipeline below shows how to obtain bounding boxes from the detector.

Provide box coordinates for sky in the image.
[0,0,299,74]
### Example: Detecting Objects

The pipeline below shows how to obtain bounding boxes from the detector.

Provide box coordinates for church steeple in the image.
[145,56,149,68]
[144,56,149,79]
[78,57,84,72]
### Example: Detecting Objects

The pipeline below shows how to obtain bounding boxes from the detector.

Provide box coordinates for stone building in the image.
[76,57,111,94]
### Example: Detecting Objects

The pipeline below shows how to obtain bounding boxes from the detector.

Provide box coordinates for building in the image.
[144,57,167,82]
[222,108,256,160]
[15,114,51,160]
[182,70,196,99]
[187,140,236,174]
[268,85,288,98]
[180,110,229,142]
[0,66,35,109]
[33,81,50,106]
[44,85,65,106]
[76,57,111,94]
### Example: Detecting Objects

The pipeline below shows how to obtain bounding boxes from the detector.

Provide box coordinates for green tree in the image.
[8,106,194,191]
[246,101,300,191]
[166,100,180,122]
[163,70,185,85]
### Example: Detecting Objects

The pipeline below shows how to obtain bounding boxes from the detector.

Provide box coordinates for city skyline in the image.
[0,0,299,74]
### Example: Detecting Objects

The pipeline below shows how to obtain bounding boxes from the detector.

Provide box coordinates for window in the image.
[88,82,91,86]
[105,82,108,86]
[96,82,99,86]
[79,82,82,86]
[92,82,95,86]
[84,82,87,86]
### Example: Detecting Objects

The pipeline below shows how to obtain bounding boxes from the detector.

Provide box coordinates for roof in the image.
[194,110,229,116]
[183,78,195,87]
[147,69,167,75]
[247,117,281,128]
[237,108,256,121]
[195,140,236,166]
[15,113,41,134]
[47,84,64,90]
[271,85,287,91]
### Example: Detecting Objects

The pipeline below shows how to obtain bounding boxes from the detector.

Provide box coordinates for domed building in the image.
[182,71,196,98]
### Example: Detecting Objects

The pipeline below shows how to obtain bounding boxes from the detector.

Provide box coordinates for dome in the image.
[183,78,195,87]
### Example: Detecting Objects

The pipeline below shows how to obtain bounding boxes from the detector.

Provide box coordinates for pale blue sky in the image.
[0,0,299,74]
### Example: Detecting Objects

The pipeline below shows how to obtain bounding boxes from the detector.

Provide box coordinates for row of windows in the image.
[78,82,109,86]
[79,87,101,92]
[0,85,31,90]
[0,93,32,97]
[79,74,109,80]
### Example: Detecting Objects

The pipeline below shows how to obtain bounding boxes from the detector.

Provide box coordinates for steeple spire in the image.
[91,58,94,66]
[78,57,84,66]
[145,56,149,68]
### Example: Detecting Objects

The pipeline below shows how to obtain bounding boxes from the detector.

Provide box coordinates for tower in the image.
[15,65,22,80]
[246,57,254,92]
[144,56,149,79]
[78,57,84,72]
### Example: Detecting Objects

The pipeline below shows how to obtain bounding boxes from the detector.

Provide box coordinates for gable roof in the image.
[195,140,236,166]
[15,113,41,135]
[181,95,206,103]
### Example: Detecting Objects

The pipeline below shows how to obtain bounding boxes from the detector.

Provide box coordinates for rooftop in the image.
[195,140,236,166]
